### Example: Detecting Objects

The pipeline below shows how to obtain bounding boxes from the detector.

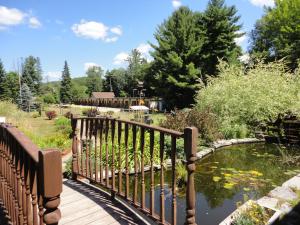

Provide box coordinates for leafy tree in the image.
[200,0,243,79]
[86,66,103,96]
[4,72,20,103]
[104,68,127,96]
[71,83,88,99]
[0,59,6,99]
[21,56,42,95]
[124,49,148,95]
[19,83,33,112]
[60,61,73,103]
[149,7,204,108]
[250,0,300,70]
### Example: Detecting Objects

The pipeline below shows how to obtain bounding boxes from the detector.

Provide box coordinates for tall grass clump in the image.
[196,61,300,139]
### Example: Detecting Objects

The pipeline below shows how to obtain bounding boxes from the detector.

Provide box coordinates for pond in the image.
[133,143,300,225]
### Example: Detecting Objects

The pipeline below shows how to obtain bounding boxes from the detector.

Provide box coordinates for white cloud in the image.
[234,31,247,46]
[172,0,182,9]
[84,62,100,71]
[105,36,119,43]
[72,20,108,40]
[239,53,250,64]
[45,71,61,81]
[113,52,129,65]
[72,20,123,43]
[0,6,26,26]
[137,43,153,62]
[249,0,274,7]
[110,26,122,36]
[29,17,41,28]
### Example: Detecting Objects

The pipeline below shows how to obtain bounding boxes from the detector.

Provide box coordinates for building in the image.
[91,92,115,99]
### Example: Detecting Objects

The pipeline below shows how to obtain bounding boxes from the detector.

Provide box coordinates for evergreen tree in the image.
[86,66,103,97]
[0,59,6,100]
[4,72,20,103]
[21,56,42,96]
[19,83,33,112]
[200,0,243,79]
[250,0,300,70]
[149,7,204,108]
[60,61,73,103]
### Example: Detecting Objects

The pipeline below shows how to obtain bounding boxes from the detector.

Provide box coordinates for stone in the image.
[257,196,279,210]
[269,186,298,201]
[282,176,300,190]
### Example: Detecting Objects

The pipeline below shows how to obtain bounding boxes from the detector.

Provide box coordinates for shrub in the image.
[45,111,57,120]
[64,111,72,119]
[42,94,57,104]
[82,108,99,117]
[196,61,300,138]
[54,117,72,136]
[63,157,72,179]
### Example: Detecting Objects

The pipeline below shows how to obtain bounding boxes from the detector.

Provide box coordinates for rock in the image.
[282,176,300,190]
[269,186,298,201]
[257,196,279,210]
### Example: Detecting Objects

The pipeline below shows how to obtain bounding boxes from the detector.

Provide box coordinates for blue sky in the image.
[0,0,274,81]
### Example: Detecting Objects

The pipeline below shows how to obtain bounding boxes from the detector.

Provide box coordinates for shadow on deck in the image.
[0,201,11,225]
[61,179,149,225]
[271,202,300,225]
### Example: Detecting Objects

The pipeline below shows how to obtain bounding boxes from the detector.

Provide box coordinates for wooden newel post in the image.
[71,115,79,179]
[184,127,198,225]
[38,150,62,225]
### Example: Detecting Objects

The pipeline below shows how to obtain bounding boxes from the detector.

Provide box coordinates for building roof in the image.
[91,92,115,99]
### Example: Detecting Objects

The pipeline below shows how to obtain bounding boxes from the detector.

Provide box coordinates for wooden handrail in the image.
[0,123,62,225]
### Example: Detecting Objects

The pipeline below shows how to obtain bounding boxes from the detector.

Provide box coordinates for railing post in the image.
[184,127,198,225]
[38,149,62,225]
[71,115,79,180]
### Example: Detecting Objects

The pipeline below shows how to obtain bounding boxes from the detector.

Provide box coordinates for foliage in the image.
[60,61,73,103]
[86,66,103,97]
[196,61,300,138]
[82,108,100,117]
[250,0,300,70]
[2,72,20,103]
[63,157,73,178]
[21,56,42,95]
[42,93,57,104]
[200,0,243,79]
[232,201,271,225]
[71,82,88,100]
[0,59,6,100]
[176,162,187,187]
[160,108,222,143]
[18,83,33,112]
[149,7,203,109]
[103,68,127,96]
[45,111,57,120]
[54,117,72,136]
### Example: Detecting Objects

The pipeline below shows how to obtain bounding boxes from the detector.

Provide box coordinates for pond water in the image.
[134,143,300,225]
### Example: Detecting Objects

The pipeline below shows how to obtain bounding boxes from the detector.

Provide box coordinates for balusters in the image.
[89,119,93,179]
[111,119,116,196]
[105,118,109,187]
[94,119,98,182]
[149,130,155,216]
[80,118,84,175]
[140,127,145,210]
[132,125,138,205]
[118,121,122,195]
[125,123,129,199]
[160,132,165,224]
[99,119,104,184]
[171,136,177,225]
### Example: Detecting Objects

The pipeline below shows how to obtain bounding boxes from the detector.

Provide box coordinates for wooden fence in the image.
[73,97,164,111]
[0,123,62,225]
[71,115,197,225]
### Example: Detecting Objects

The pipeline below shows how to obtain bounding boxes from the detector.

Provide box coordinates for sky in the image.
[0,0,274,81]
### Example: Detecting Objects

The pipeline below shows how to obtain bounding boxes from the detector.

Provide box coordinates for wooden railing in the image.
[0,123,62,225]
[73,97,164,111]
[71,115,197,225]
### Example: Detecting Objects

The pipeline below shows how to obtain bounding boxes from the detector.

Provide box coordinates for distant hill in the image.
[42,76,87,86]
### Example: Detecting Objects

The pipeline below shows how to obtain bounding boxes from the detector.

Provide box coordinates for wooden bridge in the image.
[0,116,198,225]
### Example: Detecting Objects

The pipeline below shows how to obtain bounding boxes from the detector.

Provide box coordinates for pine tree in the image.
[4,72,19,103]
[21,56,42,95]
[19,83,33,112]
[86,66,103,97]
[60,61,73,103]
[0,59,6,100]
[150,7,204,109]
[200,0,243,79]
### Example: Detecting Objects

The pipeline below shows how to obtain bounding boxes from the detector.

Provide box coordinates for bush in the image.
[196,61,300,138]
[64,111,72,119]
[42,94,57,104]
[82,108,99,117]
[160,108,222,143]
[54,117,72,136]
[45,111,57,120]
[63,157,72,178]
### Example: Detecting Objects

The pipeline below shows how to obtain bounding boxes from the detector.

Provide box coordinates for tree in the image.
[0,59,6,100]
[149,7,204,108]
[250,0,300,70]
[19,83,33,112]
[200,0,243,79]
[103,68,127,97]
[21,56,42,95]
[86,66,103,97]
[124,49,148,95]
[4,72,20,103]
[60,61,73,103]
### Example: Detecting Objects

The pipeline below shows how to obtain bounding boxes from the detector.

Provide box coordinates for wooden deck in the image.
[60,179,148,225]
